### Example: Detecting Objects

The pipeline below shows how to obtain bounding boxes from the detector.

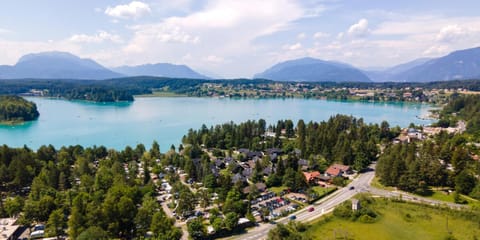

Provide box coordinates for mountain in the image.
[365,47,480,82]
[113,63,209,79]
[0,52,123,80]
[254,57,371,82]
[365,58,432,82]
[394,47,480,82]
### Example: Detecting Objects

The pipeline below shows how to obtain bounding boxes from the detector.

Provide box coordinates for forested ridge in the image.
[1,77,480,102]
[0,95,39,122]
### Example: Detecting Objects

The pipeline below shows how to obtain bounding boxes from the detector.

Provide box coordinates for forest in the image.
[0,143,181,239]
[0,77,479,102]
[0,95,39,123]
[377,94,480,201]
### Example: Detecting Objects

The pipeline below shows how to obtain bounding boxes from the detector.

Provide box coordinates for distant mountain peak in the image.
[255,57,371,82]
[0,51,123,80]
[113,63,209,79]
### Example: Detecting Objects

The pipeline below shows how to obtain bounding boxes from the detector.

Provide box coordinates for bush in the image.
[358,214,376,223]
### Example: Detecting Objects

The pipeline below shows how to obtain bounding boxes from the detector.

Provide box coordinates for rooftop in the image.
[0,218,20,240]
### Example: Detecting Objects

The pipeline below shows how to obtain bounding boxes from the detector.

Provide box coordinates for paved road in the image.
[229,169,376,240]
[228,167,465,240]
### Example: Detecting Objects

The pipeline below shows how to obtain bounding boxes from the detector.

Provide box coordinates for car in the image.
[349,186,355,190]
[289,215,296,220]
[308,207,314,212]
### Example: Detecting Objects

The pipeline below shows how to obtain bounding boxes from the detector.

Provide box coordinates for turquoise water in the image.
[0,97,433,150]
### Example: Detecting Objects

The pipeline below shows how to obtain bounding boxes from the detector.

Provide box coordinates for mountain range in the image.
[254,57,371,82]
[0,52,208,80]
[0,52,123,80]
[365,47,480,82]
[113,63,209,79]
[1,46,480,82]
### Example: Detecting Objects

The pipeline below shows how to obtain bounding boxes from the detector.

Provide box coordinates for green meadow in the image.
[304,199,480,240]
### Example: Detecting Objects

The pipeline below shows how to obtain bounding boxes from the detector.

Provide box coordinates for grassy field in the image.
[135,91,187,97]
[304,199,480,240]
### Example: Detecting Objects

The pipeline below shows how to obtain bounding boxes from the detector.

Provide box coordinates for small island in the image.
[0,95,40,124]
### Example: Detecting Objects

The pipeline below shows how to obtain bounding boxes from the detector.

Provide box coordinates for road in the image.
[230,169,376,240]
[228,167,465,240]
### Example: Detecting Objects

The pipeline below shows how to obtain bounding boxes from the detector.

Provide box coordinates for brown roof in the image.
[325,164,350,176]
[303,171,321,181]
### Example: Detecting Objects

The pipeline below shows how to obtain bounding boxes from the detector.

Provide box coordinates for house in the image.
[243,182,267,194]
[0,218,21,240]
[242,168,253,178]
[325,164,352,177]
[298,159,309,171]
[303,171,321,183]
[246,151,263,160]
[265,148,283,155]
[407,128,423,141]
[214,159,226,169]
[232,173,246,184]
[262,166,273,176]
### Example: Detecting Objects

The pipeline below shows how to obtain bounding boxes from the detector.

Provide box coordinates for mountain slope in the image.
[394,47,480,82]
[113,63,209,79]
[365,58,432,82]
[254,57,371,82]
[0,52,123,80]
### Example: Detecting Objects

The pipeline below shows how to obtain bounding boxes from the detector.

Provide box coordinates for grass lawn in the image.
[372,177,479,206]
[370,176,396,191]
[269,186,288,195]
[304,199,480,240]
[311,186,336,196]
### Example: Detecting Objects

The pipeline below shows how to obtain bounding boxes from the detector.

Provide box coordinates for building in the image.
[351,199,360,211]
[325,164,352,177]
[0,218,21,240]
[303,171,321,183]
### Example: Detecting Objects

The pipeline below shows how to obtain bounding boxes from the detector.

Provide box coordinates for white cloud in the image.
[121,0,305,77]
[204,55,224,64]
[436,25,468,43]
[297,33,306,39]
[105,1,151,19]
[69,31,122,43]
[313,31,330,39]
[347,18,370,38]
[283,42,302,50]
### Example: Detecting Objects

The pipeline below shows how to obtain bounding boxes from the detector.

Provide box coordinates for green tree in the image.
[224,212,239,231]
[77,226,109,240]
[455,170,477,195]
[4,196,23,217]
[46,209,65,237]
[187,218,206,240]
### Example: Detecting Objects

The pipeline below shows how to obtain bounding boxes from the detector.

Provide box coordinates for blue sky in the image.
[0,0,480,77]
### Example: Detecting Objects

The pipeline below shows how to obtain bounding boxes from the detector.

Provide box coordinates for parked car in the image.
[308,207,315,212]
[289,215,296,220]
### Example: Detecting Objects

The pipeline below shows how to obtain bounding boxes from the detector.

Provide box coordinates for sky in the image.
[0,0,480,78]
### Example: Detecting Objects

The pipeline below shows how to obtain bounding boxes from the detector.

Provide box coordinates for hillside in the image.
[365,47,480,82]
[113,63,209,79]
[0,52,123,80]
[254,57,371,82]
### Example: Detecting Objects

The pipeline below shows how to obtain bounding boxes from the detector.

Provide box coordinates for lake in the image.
[0,97,433,150]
